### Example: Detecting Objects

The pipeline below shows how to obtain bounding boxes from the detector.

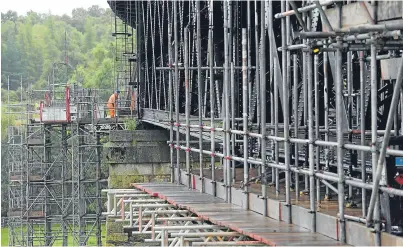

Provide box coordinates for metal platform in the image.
[132,183,349,246]
[191,168,363,218]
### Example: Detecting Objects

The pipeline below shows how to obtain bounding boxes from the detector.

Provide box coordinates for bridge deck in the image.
[132,183,349,246]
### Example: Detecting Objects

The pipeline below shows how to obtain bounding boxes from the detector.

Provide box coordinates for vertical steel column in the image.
[95,132,102,247]
[227,0,232,202]
[268,0,275,185]
[168,5,174,183]
[293,54,299,200]
[231,62,236,184]
[136,1,143,115]
[27,123,33,246]
[303,11,309,192]
[223,0,231,202]
[184,27,191,189]
[209,0,216,196]
[368,35,381,246]
[174,1,181,184]
[248,0,254,176]
[61,124,68,247]
[273,3,281,196]
[229,0,236,184]
[150,3,158,110]
[228,0,233,196]
[282,0,291,223]
[347,51,353,199]
[307,44,316,233]
[261,0,267,199]
[314,54,320,207]
[196,0,204,192]
[359,51,366,217]
[274,58,280,194]
[78,124,86,245]
[44,125,51,246]
[324,47,330,198]
[336,35,346,243]
[242,28,249,210]
[255,0,262,178]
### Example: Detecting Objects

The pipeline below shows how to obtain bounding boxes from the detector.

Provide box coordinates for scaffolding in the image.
[6,67,108,246]
[7,0,403,246]
[102,185,268,246]
[25,122,70,246]
[107,0,403,245]
[112,1,137,117]
[7,124,27,246]
[70,121,103,246]
[6,75,31,246]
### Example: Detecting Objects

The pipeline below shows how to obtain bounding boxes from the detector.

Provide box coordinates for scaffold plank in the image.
[132,183,350,246]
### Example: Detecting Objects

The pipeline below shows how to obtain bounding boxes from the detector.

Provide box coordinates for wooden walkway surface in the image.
[132,183,349,246]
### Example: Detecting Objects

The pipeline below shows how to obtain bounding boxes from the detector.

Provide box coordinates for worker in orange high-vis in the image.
[107,90,119,118]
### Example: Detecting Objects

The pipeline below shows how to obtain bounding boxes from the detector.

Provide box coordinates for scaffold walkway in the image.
[131,183,349,246]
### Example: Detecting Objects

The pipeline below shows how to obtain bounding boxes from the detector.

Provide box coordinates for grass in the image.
[1,227,8,246]
[1,224,106,246]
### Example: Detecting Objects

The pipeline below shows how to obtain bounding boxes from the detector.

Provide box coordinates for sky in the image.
[1,0,110,16]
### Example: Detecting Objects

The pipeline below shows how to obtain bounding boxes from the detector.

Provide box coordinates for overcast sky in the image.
[1,0,110,16]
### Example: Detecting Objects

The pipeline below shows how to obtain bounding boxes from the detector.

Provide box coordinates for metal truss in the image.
[103,189,266,247]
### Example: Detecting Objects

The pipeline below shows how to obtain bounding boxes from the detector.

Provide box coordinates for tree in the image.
[1,22,22,80]
[1,5,116,96]
[88,5,104,17]
[1,10,18,23]
[83,18,95,52]
[71,7,87,32]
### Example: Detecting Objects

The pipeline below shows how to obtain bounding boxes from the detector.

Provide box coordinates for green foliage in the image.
[1,6,117,100]
[109,174,142,189]
[1,106,15,141]
[106,219,128,245]
[100,136,109,144]
[1,141,10,216]
[125,119,137,131]
[1,226,8,246]
[1,224,106,246]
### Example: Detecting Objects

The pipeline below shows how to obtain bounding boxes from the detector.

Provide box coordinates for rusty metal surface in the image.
[133,183,350,246]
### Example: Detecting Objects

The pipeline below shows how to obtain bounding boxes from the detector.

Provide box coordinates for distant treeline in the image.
[1,5,117,103]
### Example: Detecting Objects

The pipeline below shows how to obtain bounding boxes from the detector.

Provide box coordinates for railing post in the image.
[113,194,117,217]
[129,202,133,227]
[151,212,156,240]
[139,206,143,233]
[121,197,125,220]
[162,229,168,247]
[107,192,112,214]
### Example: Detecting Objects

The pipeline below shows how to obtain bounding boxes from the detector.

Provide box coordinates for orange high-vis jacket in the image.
[107,93,117,108]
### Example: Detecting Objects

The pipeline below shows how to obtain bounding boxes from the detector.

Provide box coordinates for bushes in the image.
[124,118,137,131]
